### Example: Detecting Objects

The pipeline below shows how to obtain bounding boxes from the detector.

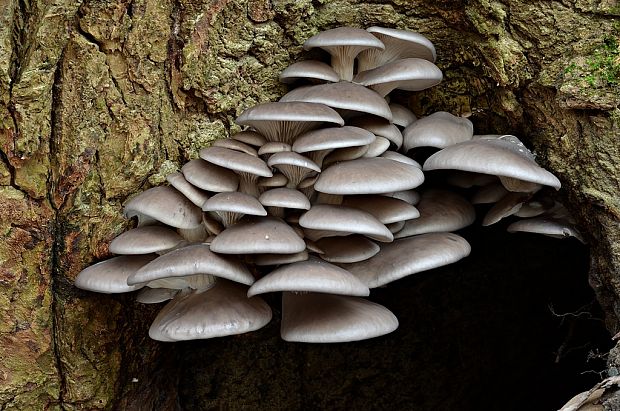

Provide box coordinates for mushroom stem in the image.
[331,51,355,81]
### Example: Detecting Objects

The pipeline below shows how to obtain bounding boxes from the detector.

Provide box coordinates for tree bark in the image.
[1,0,619,408]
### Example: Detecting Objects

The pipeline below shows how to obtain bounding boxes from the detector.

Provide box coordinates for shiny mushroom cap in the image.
[280,82,392,121]
[109,226,185,255]
[280,292,398,343]
[353,58,443,97]
[248,257,369,297]
[279,60,340,84]
[423,135,561,191]
[75,254,156,293]
[181,159,239,193]
[124,186,202,229]
[403,111,474,151]
[344,232,471,288]
[149,280,272,341]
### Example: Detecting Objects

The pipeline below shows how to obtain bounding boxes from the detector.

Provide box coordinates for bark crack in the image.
[48,41,68,408]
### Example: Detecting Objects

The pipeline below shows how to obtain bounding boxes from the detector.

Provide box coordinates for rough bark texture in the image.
[0,0,619,409]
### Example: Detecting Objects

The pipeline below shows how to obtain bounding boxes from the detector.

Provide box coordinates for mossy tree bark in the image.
[1,0,619,409]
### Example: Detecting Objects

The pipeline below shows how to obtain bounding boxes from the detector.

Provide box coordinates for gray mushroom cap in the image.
[349,116,403,149]
[236,101,344,144]
[280,292,399,343]
[259,188,311,210]
[124,186,203,229]
[136,287,179,304]
[395,189,475,238]
[353,58,443,97]
[252,250,309,266]
[212,138,258,156]
[75,254,156,293]
[482,192,531,226]
[357,26,436,72]
[362,136,391,158]
[232,130,267,147]
[389,103,417,128]
[258,142,292,156]
[299,204,393,242]
[471,182,510,204]
[166,172,210,208]
[280,82,393,121]
[382,189,421,205]
[210,216,306,254]
[109,226,185,255]
[423,135,562,191]
[148,280,272,341]
[342,195,420,224]
[279,60,340,83]
[344,232,471,288]
[316,235,380,264]
[315,157,424,195]
[303,27,385,81]
[247,258,369,297]
[200,146,273,178]
[403,111,474,151]
[203,191,267,216]
[127,243,254,286]
[292,126,375,154]
[181,159,239,192]
[507,217,585,243]
[380,151,422,168]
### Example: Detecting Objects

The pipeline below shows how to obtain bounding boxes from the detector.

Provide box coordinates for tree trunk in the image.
[1,0,619,409]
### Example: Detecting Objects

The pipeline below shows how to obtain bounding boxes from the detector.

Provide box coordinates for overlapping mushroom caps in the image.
[74,25,575,344]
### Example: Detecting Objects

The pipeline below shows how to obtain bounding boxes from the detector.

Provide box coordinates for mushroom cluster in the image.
[75,26,580,343]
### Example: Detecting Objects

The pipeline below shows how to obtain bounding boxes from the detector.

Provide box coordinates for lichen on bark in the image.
[1,0,620,409]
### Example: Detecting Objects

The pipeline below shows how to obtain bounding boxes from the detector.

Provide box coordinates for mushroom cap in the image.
[253,250,309,266]
[258,173,288,188]
[395,189,475,238]
[181,159,239,192]
[75,254,156,293]
[389,103,417,128]
[507,217,585,243]
[482,192,531,226]
[109,226,185,255]
[236,101,344,143]
[299,204,393,242]
[353,58,443,97]
[202,191,267,216]
[232,130,267,147]
[259,188,311,210]
[149,280,272,341]
[315,157,424,195]
[280,82,393,121]
[403,111,474,151]
[212,138,258,156]
[303,27,385,53]
[349,116,403,149]
[316,235,380,264]
[423,135,562,190]
[279,60,340,83]
[342,195,420,224]
[166,172,210,207]
[281,292,398,343]
[209,216,306,254]
[124,186,203,229]
[344,232,471,288]
[363,136,391,158]
[136,287,179,304]
[200,146,273,178]
[247,258,369,297]
[380,151,422,168]
[471,182,510,204]
[382,189,421,205]
[257,142,292,156]
[292,126,375,154]
[357,27,436,71]
[267,151,321,173]
[127,243,254,286]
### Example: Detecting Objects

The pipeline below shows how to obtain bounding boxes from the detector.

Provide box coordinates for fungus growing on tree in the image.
[75,25,575,345]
